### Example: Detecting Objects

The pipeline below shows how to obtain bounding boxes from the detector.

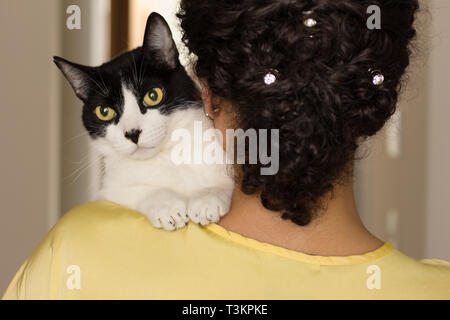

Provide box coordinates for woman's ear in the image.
[200,79,229,123]
[201,79,215,118]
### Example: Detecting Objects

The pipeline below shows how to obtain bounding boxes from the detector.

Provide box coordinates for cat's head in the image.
[54,13,200,160]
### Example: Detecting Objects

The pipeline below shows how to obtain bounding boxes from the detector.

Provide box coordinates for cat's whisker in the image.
[77,159,106,200]
[66,155,102,185]
[64,132,89,145]
[84,73,108,97]
[65,160,97,181]
[71,155,91,165]
[79,81,106,98]
[70,151,97,165]
[65,154,102,178]
[68,164,97,186]
[131,54,139,88]
[97,71,110,96]
[95,70,110,96]
[139,57,145,87]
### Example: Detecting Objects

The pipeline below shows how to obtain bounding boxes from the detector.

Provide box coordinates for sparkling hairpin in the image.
[369,68,385,86]
[303,10,317,28]
[264,69,279,85]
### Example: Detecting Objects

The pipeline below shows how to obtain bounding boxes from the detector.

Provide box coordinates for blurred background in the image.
[0,0,449,294]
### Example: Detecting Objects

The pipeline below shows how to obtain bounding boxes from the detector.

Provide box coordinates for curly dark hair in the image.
[177,0,419,226]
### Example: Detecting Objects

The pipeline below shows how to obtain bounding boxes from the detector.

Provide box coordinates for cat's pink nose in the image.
[124,129,142,144]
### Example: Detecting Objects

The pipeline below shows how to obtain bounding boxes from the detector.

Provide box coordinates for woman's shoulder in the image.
[386,247,450,273]
[419,258,450,268]
[55,201,161,234]
[57,201,146,228]
[374,247,450,298]
[2,201,175,299]
[48,201,175,252]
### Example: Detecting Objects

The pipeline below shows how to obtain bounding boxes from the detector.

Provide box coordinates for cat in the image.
[54,12,234,231]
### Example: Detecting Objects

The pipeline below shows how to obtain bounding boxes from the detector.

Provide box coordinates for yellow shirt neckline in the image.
[204,223,394,266]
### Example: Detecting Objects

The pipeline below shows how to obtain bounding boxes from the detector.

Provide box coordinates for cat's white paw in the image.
[138,190,189,231]
[188,188,232,226]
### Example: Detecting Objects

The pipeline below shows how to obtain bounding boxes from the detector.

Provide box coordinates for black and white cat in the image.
[54,13,234,230]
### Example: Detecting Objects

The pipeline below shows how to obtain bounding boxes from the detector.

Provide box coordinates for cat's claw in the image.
[138,190,189,231]
[188,188,232,226]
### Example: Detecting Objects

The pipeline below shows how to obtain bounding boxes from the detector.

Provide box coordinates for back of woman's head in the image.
[178,0,420,226]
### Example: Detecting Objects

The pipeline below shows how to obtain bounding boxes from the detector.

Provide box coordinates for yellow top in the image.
[2,201,450,300]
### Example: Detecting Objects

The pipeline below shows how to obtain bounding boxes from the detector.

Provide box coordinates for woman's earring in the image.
[205,107,220,120]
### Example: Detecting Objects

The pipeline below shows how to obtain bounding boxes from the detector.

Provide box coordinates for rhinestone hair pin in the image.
[369,68,385,86]
[264,69,279,85]
[303,10,317,28]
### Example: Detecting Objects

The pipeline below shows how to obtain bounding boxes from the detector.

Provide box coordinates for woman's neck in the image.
[217,176,384,256]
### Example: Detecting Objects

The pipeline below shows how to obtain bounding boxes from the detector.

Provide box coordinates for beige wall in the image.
[0,0,61,294]
[425,0,450,260]
[0,0,110,295]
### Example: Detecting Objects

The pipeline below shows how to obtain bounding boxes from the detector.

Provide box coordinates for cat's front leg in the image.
[188,188,232,226]
[138,189,189,231]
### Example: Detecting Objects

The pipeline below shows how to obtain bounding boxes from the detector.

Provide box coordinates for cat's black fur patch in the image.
[54,12,200,139]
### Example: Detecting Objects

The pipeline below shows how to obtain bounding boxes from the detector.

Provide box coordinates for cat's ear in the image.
[53,56,92,101]
[143,12,179,69]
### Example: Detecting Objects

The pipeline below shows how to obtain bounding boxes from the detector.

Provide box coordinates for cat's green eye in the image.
[95,106,116,121]
[143,88,164,107]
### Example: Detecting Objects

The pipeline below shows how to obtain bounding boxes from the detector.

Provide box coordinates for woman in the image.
[3,0,449,299]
